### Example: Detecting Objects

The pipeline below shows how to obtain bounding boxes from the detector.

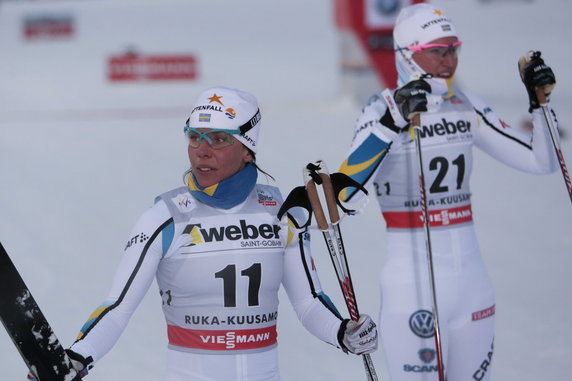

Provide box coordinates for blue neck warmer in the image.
[188,163,258,209]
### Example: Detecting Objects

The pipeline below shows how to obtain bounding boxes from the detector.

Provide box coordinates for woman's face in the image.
[188,130,253,187]
[412,36,460,79]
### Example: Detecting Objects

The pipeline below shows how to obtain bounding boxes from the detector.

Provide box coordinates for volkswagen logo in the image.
[409,310,435,338]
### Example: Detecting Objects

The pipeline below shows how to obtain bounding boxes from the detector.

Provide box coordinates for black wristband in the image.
[337,319,350,353]
[65,349,94,375]
[380,108,402,134]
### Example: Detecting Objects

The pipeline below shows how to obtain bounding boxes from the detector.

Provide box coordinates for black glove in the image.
[66,349,93,378]
[518,50,556,112]
[27,349,93,380]
[393,78,431,121]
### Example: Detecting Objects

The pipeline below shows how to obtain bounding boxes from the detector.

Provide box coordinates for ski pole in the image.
[304,162,379,381]
[411,114,446,381]
[535,88,572,204]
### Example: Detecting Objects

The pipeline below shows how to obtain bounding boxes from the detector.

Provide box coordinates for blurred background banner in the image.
[335,0,425,100]
[0,0,339,118]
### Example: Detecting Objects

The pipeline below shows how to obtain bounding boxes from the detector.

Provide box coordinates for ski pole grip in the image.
[413,114,421,128]
[408,114,421,141]
[535,87,548,105]
[320,173,341,224]
[306,180,329,231]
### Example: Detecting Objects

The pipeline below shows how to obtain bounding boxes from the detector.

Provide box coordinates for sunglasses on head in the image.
[400,40,462,58]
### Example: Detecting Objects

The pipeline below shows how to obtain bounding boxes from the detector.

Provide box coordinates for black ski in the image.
[0,241,81,381]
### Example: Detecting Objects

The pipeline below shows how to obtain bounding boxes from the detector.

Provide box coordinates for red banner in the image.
[24,16,74,40]
[108,53,198,82]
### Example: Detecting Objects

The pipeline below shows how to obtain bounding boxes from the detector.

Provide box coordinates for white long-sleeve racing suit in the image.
[338,88,559,381]
[70,183,344,381]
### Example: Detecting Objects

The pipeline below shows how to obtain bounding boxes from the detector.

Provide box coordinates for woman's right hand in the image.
[26,349,92,380]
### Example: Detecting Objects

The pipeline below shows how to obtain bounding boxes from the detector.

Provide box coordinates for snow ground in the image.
[1,0,571,380]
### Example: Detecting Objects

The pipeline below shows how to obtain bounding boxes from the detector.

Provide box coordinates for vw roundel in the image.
[409,310,435,338]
